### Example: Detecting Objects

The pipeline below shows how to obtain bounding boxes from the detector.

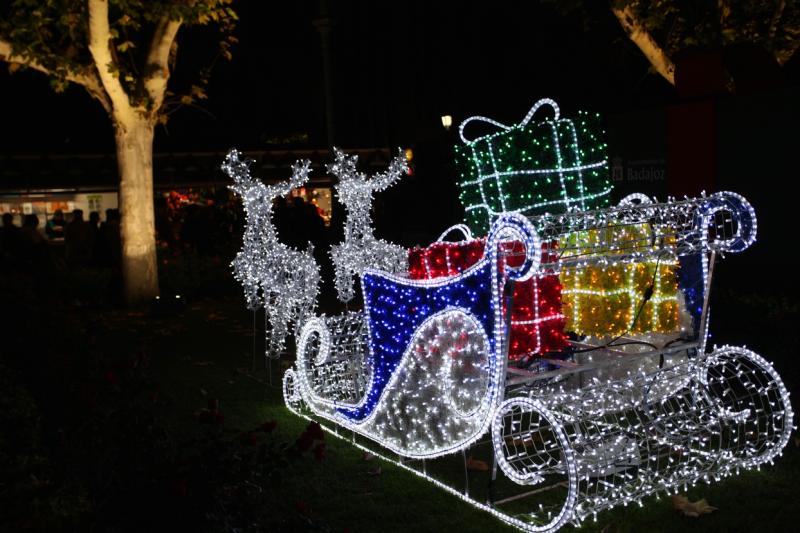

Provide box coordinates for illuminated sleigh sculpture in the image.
[282,192,793,532]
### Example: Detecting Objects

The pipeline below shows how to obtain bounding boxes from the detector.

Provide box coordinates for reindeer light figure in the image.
[224,149,321,358]
[328,148,409,302]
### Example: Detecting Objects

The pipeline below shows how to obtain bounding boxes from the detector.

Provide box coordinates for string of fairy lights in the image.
[225,99,792,533]
[492,345,793,530]
[408,227,568,359]
[558,221,684,337]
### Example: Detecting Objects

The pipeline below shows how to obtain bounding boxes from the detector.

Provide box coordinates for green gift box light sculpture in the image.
[455,98,613,236]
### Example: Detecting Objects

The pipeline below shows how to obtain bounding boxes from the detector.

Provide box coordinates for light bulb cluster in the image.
[491,345,793,530]
[286,214,541,459]
[328,148,409,302]
[292,261,499,458]
[558,222,684,337]
[408,227,568,360]
[224,149,321,358]
[456,98,612,235]
[295,312,370,407]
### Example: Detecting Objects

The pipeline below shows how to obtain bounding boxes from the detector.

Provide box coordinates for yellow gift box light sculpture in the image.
[559,221,682,337]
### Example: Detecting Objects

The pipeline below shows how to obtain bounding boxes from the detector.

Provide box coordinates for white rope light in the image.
[618,192,653,207]
[455,98,612,235]
[491,345,793,527]
[459,98,561,144]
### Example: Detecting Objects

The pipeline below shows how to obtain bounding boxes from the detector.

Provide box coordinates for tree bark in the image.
[114,116,159,304]
[612,5,676,85]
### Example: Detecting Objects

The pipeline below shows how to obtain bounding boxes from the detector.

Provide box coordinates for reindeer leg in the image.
[263,291,288,359]
[334,259,355,303]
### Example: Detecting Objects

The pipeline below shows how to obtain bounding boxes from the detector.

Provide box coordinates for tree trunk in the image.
[114,116,159,305]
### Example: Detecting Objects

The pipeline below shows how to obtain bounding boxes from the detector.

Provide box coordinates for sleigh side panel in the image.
[338,260,497,422]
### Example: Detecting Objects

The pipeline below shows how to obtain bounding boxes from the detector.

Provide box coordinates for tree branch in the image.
[87,0,132,117]
[612,5,676,85]
[767,0,786,49]
[0,37,112,113]
[143,15,182,114]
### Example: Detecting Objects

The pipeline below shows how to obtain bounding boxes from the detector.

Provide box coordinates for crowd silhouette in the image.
[0,180,454,312]
[1,208,123,274]
[1,194,329,263]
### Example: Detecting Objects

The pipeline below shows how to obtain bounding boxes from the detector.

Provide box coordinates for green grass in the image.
[106,297,799,533]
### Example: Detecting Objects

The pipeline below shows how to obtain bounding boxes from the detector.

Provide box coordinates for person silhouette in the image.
[20,214,47,266]
[1,212,22,266]
[66,209,92,268]
[99,209,122,268]
[88,211,101,264]
[45,209,66,241]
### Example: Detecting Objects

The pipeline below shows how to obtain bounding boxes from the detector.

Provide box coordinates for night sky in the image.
[3,1,797,293]
[0,1,674,155]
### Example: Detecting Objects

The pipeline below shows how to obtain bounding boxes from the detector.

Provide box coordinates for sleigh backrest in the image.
[523,192,757,343]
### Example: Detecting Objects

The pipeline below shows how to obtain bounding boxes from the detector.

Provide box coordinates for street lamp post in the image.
[441,115,453,131]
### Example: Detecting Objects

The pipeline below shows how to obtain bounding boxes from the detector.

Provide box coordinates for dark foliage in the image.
[0,268,326,532]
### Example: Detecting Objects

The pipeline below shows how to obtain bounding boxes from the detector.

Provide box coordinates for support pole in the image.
[462,448,470,497]
[252,309,257,374]
[312,0,335,148]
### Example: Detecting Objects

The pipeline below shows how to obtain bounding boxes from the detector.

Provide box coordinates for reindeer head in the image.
[223,149,257,198]
[284,159,313,194]
[224,149,312,206]
[328,148,407,213]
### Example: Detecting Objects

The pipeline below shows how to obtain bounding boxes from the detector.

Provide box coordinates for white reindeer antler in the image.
[327,148,361,183]
[279,159,313,196]
[225,149,312,204]
[327,148,407,192]
[223,149,258,197]
[369,149,408,192]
